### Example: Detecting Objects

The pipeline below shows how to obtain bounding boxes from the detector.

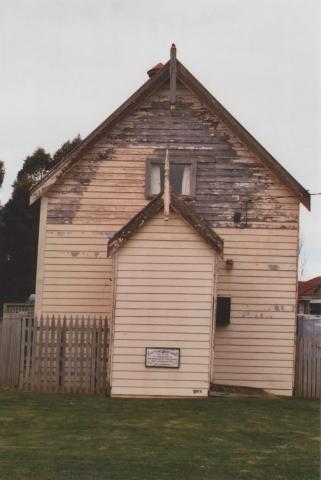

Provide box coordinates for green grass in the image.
[0,390,319,480]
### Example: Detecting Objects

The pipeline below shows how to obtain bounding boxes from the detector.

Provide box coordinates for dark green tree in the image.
[0,161,4,188]
[0,175,41,304]
[52,134,81,167]
[0,161,5,308]
[16,148,51,184]
[0,136,81,309]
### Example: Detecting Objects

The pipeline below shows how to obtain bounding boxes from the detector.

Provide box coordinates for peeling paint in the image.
[268,265,280,271]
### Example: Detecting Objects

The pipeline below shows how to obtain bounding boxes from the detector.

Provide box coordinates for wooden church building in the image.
[30,45,310,397]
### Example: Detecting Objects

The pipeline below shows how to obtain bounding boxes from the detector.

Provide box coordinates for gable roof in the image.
[107,193,224,257]
[30,52,310,209]
[298,277,321,298]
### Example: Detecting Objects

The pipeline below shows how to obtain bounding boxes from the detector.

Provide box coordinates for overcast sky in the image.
[1,0,320,279]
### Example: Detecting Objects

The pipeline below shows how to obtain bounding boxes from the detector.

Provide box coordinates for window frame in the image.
[145,157,197,199]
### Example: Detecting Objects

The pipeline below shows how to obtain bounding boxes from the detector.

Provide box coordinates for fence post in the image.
[18,317,26,390]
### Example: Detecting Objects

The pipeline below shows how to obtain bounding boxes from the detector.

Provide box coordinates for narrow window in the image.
[149,164,164,195]
[170,164,192,195]
[216,297,231,326]
[145,159,196,198]
[181,165,191,195]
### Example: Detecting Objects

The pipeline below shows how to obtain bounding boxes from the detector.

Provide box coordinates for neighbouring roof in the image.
[30,49,310,209]
[107,193,224,257]
[298,277,321,299]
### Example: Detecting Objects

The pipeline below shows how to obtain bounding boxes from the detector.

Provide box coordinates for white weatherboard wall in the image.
[111,212,217,397]
[213,226,299,396]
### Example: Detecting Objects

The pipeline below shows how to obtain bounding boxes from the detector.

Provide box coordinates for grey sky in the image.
[1,0,320,278]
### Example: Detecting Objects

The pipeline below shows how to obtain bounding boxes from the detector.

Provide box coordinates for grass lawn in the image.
[0,390,319,480]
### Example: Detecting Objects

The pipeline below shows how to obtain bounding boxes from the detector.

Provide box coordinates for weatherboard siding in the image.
[39,148,149,316]
[34,79,300,395]
[34,195,48,315]
[111,212,216,397]
[45,80,300,231]
[213,226,299,396]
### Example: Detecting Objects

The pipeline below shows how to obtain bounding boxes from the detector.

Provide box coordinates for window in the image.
[216,297,231,326]
[145,158,196,198]
[170,164,191,195]
[309,301,321,316]
[149,163,165,195]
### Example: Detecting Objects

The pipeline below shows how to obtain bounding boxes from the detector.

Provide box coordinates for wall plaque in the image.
[145,348,180,368]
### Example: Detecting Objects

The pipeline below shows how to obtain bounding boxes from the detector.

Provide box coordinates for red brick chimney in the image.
[147,63,164,78]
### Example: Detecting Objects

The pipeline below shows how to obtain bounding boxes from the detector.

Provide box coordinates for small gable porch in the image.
[107,194,223,397]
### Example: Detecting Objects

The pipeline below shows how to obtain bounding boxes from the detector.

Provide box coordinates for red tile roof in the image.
[298,277,321,298]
